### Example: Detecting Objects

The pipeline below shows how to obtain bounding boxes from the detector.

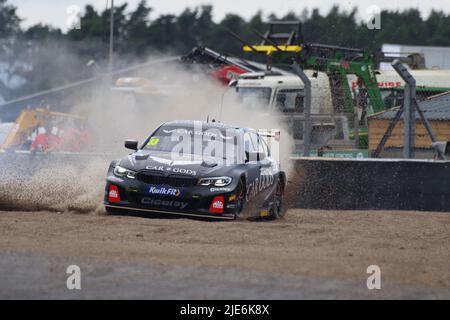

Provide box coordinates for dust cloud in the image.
[0,158,107,213]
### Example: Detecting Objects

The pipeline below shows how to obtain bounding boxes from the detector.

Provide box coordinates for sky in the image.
[8,0,450,32]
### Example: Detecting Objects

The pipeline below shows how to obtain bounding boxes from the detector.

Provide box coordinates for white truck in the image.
[229,71,350,149]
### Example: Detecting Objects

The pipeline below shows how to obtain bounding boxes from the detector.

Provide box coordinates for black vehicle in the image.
[104,120,286,220]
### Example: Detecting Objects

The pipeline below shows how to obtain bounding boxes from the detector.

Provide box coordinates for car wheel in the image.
[270,178,285,219]
[234,178,246,219]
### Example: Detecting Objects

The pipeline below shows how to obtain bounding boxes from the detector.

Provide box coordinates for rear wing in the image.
[257,129,281,163]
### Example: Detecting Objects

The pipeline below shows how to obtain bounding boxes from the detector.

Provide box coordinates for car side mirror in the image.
[125,139,138,151]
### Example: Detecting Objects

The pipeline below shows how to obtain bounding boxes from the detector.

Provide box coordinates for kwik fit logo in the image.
[148,185,181,197]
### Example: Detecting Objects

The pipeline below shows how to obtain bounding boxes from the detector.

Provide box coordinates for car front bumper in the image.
[104,176,240,220]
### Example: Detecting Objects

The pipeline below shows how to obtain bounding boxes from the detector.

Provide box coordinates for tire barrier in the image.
[291,157,450,212]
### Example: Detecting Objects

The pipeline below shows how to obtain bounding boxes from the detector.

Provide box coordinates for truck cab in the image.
[233,72,305,113]
[233,71,334,115]
[231,71,348,150]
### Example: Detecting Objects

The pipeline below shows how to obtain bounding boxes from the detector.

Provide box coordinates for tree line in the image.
[1,0,450,100]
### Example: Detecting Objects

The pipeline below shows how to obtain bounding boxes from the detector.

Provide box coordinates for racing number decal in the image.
[148,137,160,146]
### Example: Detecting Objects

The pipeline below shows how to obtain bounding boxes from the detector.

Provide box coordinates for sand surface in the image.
[0,209,448,299]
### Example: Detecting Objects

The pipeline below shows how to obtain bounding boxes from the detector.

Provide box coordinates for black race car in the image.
[104,120,286,220]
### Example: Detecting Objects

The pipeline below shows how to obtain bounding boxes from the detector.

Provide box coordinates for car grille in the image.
[136,170,198,187]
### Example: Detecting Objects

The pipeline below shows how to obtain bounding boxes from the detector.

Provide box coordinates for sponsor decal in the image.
[146,165,197,176]
[351,80,402,90]
[209,196,225,213]
[108,185,120,203]
[148,185,181,197]
[141,198,188,210]
[212,200,223,209]
[162,127,234,140]
[260,167,274,176]
[228,194,237,201]
[146,165,166,172]
[163,128,220,138]
[226,203,237,209]
[172,167,197,175]
[148,137,160,146]
[246,173,275,201]
[163,128,214,137]
[210,187,232,193]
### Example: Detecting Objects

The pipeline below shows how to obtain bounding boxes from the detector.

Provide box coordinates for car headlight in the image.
[113,165,136,179]
[198,177,232,187]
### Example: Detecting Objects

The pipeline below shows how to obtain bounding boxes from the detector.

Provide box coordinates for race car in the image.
[104,120,286,220]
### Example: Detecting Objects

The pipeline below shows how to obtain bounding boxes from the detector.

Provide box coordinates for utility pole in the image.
[109,0,114,74]
[392,61,415,159]
[292,63,311,157]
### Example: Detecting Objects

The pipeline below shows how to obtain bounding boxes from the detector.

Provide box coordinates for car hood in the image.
[118,150,234,178]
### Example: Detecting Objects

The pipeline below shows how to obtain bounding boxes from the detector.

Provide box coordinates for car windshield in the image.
[143,124,240,160]
[235,87,272,109]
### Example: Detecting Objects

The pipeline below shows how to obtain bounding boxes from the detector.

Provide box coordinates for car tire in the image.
[270,178,285,219]
[234,178,246,219]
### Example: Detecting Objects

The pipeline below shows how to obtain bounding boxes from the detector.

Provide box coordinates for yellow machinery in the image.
[1,108,86,150]
[242,44,302,55]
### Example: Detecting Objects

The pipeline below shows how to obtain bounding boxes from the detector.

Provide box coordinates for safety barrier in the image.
[291,157,450,212]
